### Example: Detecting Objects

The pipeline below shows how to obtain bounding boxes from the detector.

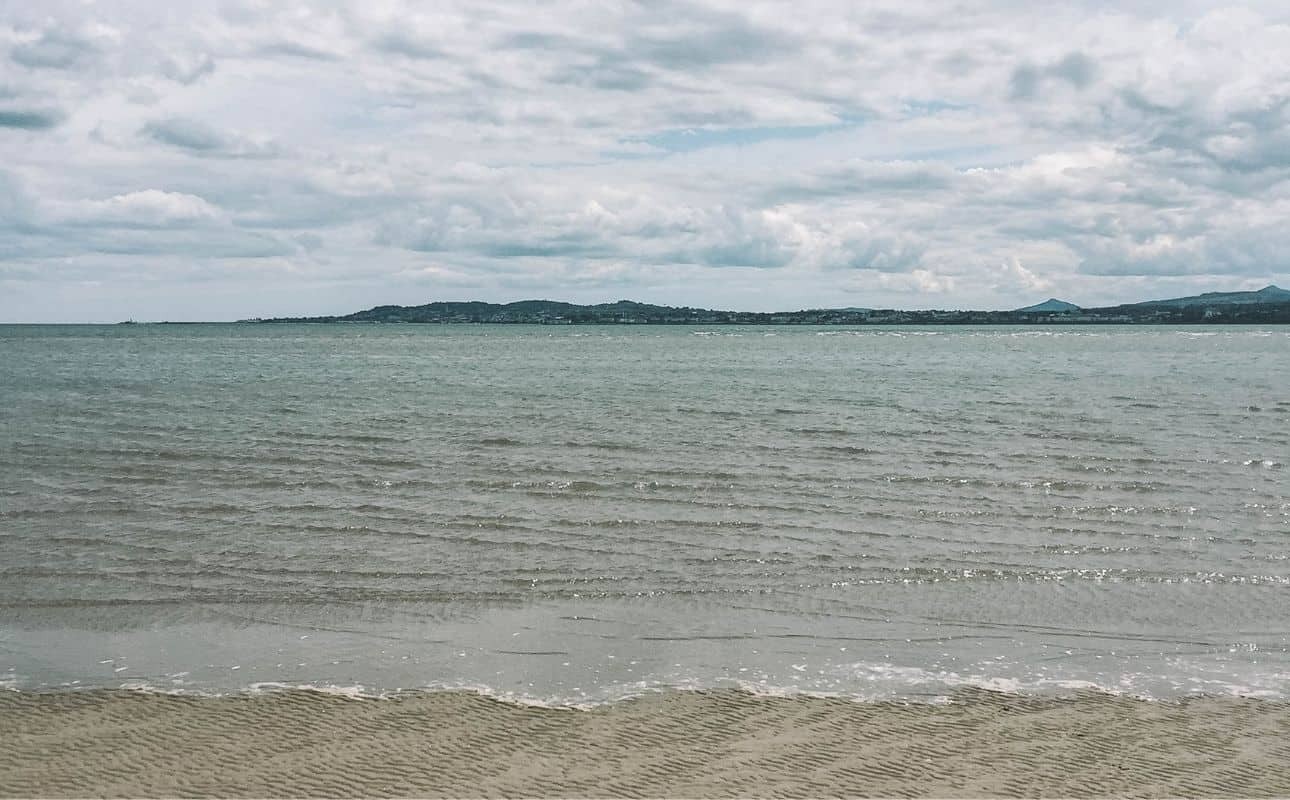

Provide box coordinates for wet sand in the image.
[2,688,1288,798]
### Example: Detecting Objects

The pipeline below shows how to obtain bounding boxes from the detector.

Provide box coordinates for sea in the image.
[1,323,1287,705]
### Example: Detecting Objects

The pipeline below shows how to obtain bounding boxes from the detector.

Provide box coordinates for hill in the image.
[1015,298,1080,313]
[255,286,1290,325]
[1130,285,1290,309]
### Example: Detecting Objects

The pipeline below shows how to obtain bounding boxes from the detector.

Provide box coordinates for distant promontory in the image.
[251,286,1290,325]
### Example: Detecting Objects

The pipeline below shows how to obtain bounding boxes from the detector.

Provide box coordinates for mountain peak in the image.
[1015,298,1081,313]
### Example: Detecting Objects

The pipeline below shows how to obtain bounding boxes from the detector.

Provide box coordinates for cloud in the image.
[5,1,1290,321]
[10,29,97,70]
[160,54,216,84]
[68,190,221,227]
[378,186,922,273]
[0,108,64,130]
[1011,52,1097,101]
[0,169,33,224]
[628,8,800,70]
[79,229,293,258]
[141,117,280,158]
[1077,210,1290,277]
[258,40,343,61]
[754,160,954,204]
[371,31,443,60]
[996,257,1053,292]
[1050,52,1096,89]
[1008,65,1041,101]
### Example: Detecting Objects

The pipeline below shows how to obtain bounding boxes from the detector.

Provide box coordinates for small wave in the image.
[8,668,1287,708]
[560,440,645,452]
[788,427,853,436]
[674,406,743,418]
[509,479,610,493]
[1244,459,1283,469]
[819,445,876,455]
[476,436,524,446]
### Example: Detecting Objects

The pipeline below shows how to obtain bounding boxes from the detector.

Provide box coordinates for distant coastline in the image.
[247,285,1290,325]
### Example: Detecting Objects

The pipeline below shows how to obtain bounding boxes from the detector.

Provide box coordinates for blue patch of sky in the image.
[611,112,869,158]
[900,99,972,116]
[606,101,973,161]
[640,120,857,152]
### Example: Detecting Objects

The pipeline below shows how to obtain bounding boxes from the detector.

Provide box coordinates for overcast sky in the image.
[2,1,1289,321]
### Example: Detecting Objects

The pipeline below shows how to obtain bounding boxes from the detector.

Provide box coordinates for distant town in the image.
[246,285,1290,326]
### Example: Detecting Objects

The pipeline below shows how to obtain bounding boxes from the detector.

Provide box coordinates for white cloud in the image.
[996,257,1053,293]
[69,189,221,227]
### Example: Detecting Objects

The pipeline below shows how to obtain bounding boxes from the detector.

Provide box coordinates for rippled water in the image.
[1,324,1287,702]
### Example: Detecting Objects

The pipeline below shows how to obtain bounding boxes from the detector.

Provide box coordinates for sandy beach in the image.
[2,688,1288,797]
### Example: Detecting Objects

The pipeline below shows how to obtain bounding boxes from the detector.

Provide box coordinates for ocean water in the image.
[1,324,1287,704]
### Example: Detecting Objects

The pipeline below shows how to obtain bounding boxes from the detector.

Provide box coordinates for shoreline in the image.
[3,678,1287,706]
[4,687,1288,797]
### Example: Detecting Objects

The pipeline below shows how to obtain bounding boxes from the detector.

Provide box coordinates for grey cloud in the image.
[232,192,407,229]
[629,9,800,70]
[0,170,33,224]
[380,204,614,260]
[0,262,40,281]
[1116,87,1177,117]
[143,118,226,151]
[1051,52,1096,88]
[161,54,216,84]
[0,108,64,130]
[2,218,293,261]
[695,237,794,269]
[10,30,96,70]
[829,232,925,273]
[83,229,293,259]
[142,117,280,159]
[478,238,614,259]
[542,4,799,94]
[1010,52,1097,101]
[551,57,654,91]
[0,223,293,262]
[997,213,1113,241]
[258,41,342,61]
[294,233,325,251]
[1104,95,1290,178]
[1078,230,1290,277]
[499,32,582,51]
[755,161,956,204]
[1199,103,1290,173]
[1009,65,1041,100]
[371,32,442,60]
[378,190,919,273]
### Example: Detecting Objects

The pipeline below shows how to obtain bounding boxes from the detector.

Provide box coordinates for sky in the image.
[2,1,1290,322]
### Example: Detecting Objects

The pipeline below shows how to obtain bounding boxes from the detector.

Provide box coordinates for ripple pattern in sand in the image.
[2,688,1289,798]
